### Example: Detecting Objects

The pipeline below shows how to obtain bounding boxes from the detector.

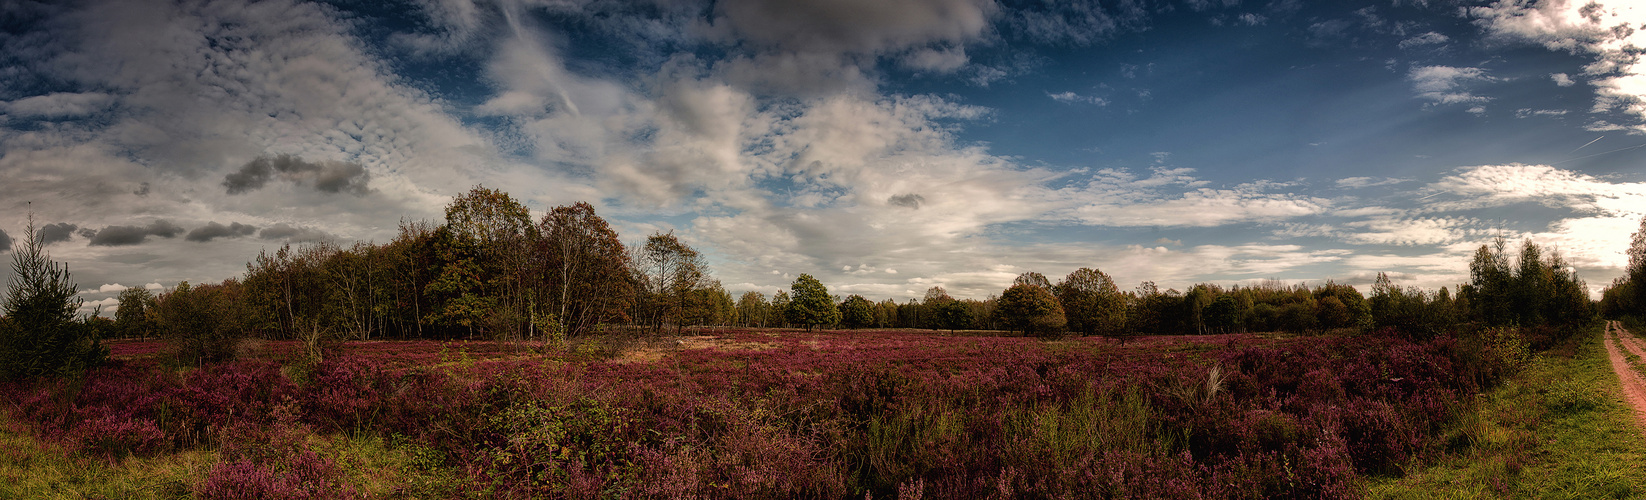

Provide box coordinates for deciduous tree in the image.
[839,294,874,329]
[996,283,1065,337]
[786,274,839,331]
[114,286,156,340]
[538,202,632,336]
[634,232,711,333]
[1055,268,1127,336]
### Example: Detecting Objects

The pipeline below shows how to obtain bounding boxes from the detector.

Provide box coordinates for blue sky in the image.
[2,0,1645,314]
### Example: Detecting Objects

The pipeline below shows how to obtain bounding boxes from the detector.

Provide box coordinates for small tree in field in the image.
[1055,267,1127,336]
[0,213,106,380]
[839,294,874,329]
[931,299,974,333]
[155,280,246,366]
[115,287,157,340]
[786,274,839,332]
[996,283,1066,337]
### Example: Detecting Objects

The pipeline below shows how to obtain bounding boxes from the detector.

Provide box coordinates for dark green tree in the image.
[1202,295,1241,334]
[155,280,245,365]
[1468,237,1515,326]
[770,291,791,328]
[930,298,974,333]
[996,283,1066,337]
[634,232,711,333]
[1055,268,1127,336]
[839,294,874,329]
[786,274,839,331]
[0,213,106,379]
[114,286,157,339]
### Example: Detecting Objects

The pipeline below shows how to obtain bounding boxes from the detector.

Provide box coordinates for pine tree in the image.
[1,213,106,380]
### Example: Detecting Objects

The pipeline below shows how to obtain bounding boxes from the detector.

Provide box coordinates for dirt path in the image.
[1603,320,1646,430]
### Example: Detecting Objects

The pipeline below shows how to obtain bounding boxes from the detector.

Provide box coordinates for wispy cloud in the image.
[1047,91,1107,105]
[1398,32,1449,49]
[1408,65,1495,105]
[1336,176,1409,188]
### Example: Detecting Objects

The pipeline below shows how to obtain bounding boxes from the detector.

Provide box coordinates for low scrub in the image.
[2,328,1534,498]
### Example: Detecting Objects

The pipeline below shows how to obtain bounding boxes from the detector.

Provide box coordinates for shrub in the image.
[155,281,247,366]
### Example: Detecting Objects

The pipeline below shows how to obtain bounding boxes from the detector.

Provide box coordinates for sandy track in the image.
[1603,321,1646,430]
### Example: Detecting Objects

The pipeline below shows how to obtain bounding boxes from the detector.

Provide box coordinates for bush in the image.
[155,281,247,366]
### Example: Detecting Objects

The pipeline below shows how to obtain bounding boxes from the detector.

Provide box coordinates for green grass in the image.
[1366,322,1646,499]
[0,417,212,499]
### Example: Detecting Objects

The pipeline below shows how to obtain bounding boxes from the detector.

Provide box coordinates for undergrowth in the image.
[0,328,1598,499]
[1366,321,1646,498]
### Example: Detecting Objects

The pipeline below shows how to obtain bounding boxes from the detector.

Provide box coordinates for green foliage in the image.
[736,291,770,327]
[786,274,840,331]
[1368,323,1646,498]
[1054,268,1127,336]
[1605,216,1646,320]
[113,287,157,339]
[839,294,874,329]
[634,232,711,333]
[930,298,973,332]
[0,215,105,380]
[537,202,632,336]
[1462,238,1593,332]
[770,291,791,328]
[996,283,1066,337]
[1314,281,1372,329]
[1632,216,1646,315]
[155,280,247,366]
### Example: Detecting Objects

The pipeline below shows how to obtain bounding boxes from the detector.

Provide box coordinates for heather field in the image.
[0,326,1577,499]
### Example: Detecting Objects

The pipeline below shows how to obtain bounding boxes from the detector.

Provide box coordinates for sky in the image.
[3,0,1646,315]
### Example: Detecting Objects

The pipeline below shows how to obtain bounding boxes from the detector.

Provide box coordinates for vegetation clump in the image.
[0,214,105,380]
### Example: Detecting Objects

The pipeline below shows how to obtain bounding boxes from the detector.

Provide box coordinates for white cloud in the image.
[79,283,129,295]
[1425,164,1646,216]
[903,46,969,73]
[1471,0,1646,130]
[0,0,500,250]
[1514,108,1569,118]
[1066,171,1328,227]
[1408,65,1495,105]
[1005,3,1144,46]
[1047,91,1107,105]
[2,92,115,119]
[1552,73,1575,86]
[1398,31,1449,49]
[1336,176,1409,188]
[1340,217,1488,246]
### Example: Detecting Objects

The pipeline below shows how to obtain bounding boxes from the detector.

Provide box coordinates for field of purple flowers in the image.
[3,328,1523,499]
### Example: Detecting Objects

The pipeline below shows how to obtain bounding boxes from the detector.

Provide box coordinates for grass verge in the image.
[0,415,213,499]
[1365,322,1646,499]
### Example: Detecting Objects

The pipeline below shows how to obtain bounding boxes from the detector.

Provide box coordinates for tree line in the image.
[755,233,1593,340]
[1602,217,1646,323]
[1,186,1625,381]
[82,188,1617,344]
